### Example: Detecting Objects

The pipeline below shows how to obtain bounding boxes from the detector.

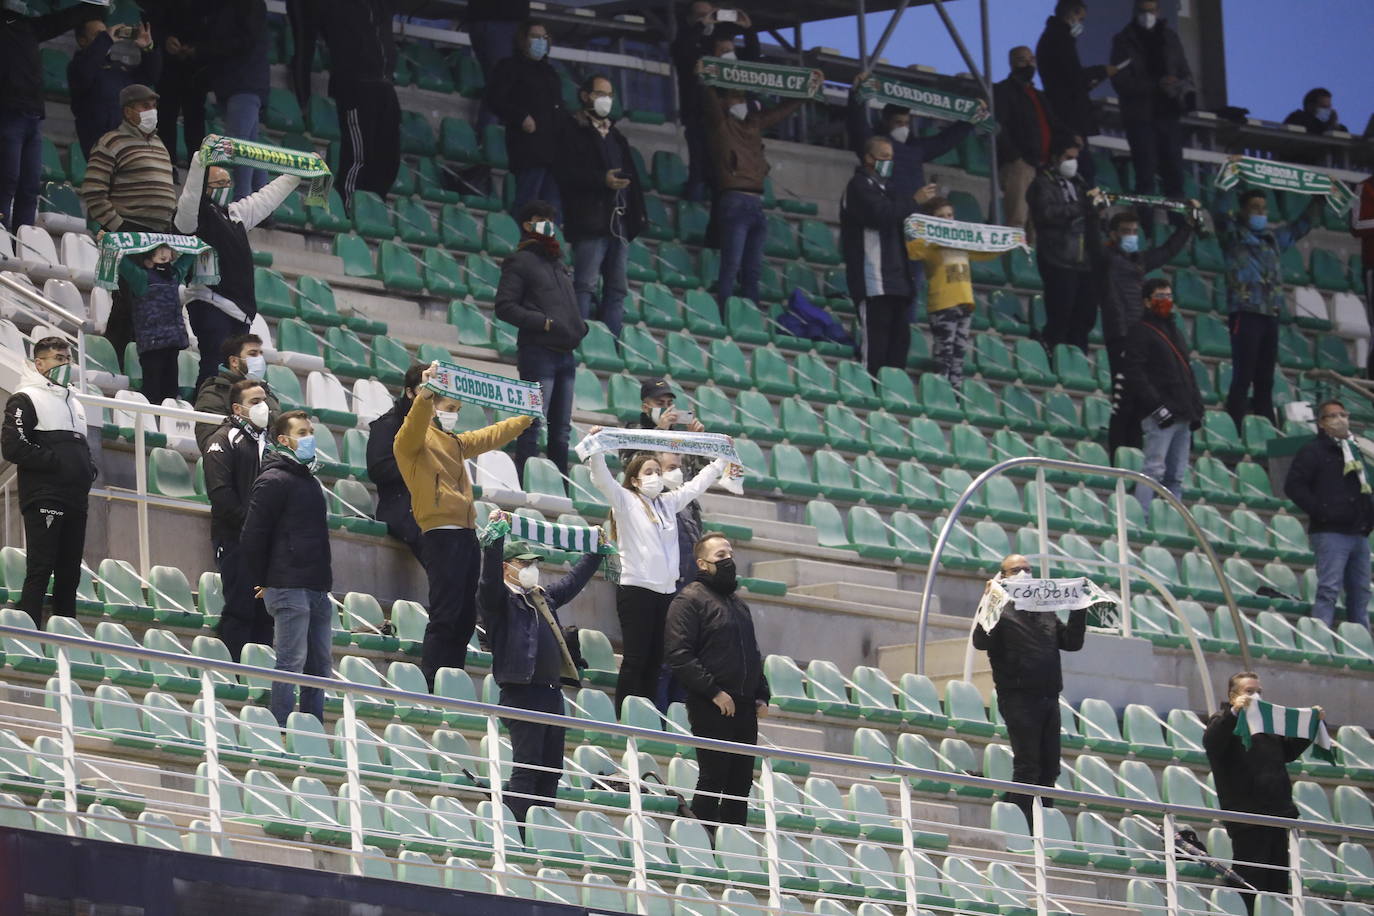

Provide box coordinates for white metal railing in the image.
[4,623,1369,916]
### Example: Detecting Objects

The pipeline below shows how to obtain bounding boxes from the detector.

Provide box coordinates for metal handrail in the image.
[915,455,1251,674]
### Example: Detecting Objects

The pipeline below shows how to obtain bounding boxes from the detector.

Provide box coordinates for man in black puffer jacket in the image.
[665,533,770,827]
[972,553,1087,821]
[495,200,588,479]
[487,18,564,220]
[366,363,424,560]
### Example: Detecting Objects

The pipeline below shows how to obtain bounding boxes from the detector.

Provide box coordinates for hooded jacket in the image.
[202,415,266,543]
[1027,164,1099,271]
[494,243,588,353]
[1122,310,1204,429]
[1100,223,1191,342]
[554,109,647,244]
[1109,16,1195,123]
[67,31,163,156]
[366,393,421,550]
[1035,14,1107,137]
[972,603,1087,694]
[479,537,600,687]
[193,367,281,453]
[237,448,332,591]
[840,166,916,303]
[1,367,96,510]
[1284,431,1374,536]
[665,577,770,703]
[392,394,530,533]
[1204,704,1309,819]
[0,6,97,118]
[486,51,565,172]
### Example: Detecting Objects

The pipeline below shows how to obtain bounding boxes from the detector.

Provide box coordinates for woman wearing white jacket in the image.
[588,434,726,713]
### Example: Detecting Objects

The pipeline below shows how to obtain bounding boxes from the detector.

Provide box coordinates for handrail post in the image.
[1162,812,1179,916]
[133,411,150,577]
[341,694,365,876]
[1031,796,1049,916]
[200,671,223,856]
[898,776,921,914]
[1114,479,1132,635]
[625,736,650,900]
[56,647,80,837]
[486,713,508,893]
[760,757,783,911]
[1034,468,1049,579]
[1289,825,1304,916]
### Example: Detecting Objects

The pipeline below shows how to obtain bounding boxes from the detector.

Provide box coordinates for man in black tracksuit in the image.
[972,553,1087,821]
[665,533,770,827]
[478,523,598,824]
[1100,207,1195,454]
[366,363,423,560]
[1204,672,1313,914]
[494,200,589,479]
[1,338,97,626]
[1027,138,1102,353]
[203,379,272,661]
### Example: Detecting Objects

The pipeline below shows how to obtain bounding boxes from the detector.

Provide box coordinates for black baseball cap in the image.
[640,378,674,400]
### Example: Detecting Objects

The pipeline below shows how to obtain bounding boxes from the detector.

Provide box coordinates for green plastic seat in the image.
[944,680,996,737]
[1078,698,1130,755]
[919,373,963,421]
[1012,339,1055,385]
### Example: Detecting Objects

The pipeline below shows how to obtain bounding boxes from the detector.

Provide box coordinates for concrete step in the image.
[710,512,817,547]
[789,581,917,611]
[751,557,900,591]
[698,492,780,523]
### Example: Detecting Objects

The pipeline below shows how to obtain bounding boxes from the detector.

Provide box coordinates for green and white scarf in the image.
[699,57,825,101]
[857,74,995,133]
[1104,192,1205,224]
[1339,438,1371,494]
[904,214,1028,253]
[425,359,545,418]
[1235,699,1334,763]
[480,513,616,556]
[975,575,1120,632]
[574,428,747,469]
[198,134,333,205]
[95,232,218,290]
[1214,156,1354,215]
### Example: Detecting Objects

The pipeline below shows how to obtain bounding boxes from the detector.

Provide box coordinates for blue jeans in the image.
[715,190,767,310]
[511,167,561,223]
[223,93,266,199]
[0,111,43,229]
[572,236,629,337]
[1135,416,1191,513]
[1310,531,1371,628]
[263,587,333,726]
[515,344,576,478]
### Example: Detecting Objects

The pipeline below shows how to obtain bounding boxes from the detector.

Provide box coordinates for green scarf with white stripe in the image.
[1234,699,1334,762]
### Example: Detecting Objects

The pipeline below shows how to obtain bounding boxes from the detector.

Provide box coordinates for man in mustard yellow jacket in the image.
[395,362,532,687]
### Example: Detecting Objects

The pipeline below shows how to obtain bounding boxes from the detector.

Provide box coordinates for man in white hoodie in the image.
[1,338,97,625]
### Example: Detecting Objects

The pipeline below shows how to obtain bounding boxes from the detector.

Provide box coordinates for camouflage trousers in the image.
[929,304,973,389]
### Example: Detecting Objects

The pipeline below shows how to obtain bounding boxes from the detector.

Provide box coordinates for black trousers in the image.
[1105,334,1141,457]
[1225,311,1279,433]
[998,689,1062,822]
[155,57,207,165]
[214,538,273,662]
[860,294,913,376]
[1038,258,1097,354]
[187,301,250,390]
[19,502,87,626]
[686,693,758,826]
[500,682,566,827]
[419,527,481,688]
[1125,117,1185,224]
[336,82,401,211]
[614,585,674,715]
[139,346,182,407]
[106,289,134,372]
[1226,823,1290,914]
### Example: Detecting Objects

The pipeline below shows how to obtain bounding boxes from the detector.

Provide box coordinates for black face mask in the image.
[698,557,738,595]
[1013,65,1036,83]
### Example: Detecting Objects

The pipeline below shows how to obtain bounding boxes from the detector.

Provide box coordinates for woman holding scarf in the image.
[585,430,727,714]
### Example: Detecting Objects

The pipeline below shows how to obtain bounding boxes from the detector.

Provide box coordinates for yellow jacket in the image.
[393,394,532,532]
[906,239,1000,314]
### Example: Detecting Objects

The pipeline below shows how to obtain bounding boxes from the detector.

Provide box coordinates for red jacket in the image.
[1353,177,1374,269]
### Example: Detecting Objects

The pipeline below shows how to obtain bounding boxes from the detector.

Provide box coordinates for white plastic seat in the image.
[0,318,25,357]
[305,370,351,415]
[58,232,98,276]
[471,451,526,507]
[89,286,112,333]
[1333,291,1371,343]
[15,226,57,266]
[1293,286,1330,327]
[113,390,153,435]
[351,378,392,427]
[0,271,41,320]
[41,279,86,321]
[160,399,200,458]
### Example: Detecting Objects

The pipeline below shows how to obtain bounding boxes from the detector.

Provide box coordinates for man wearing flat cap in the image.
[477,510,600,822]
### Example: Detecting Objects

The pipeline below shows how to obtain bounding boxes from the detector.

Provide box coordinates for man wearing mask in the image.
[495,200,587,479]
[1027,139,1103,353]
[487,19,565,220]
[239,411,334,727]
[81,83,177,232]
[68,17,161,157]
[194,333,280,452]
[665,533,770,827]
[840,136,933,375]
[1,337,97,627]
[203,379,273,661]
[1100,207,1196,454]
[1110,0,1195,219]
[1122,279,1203,513]
[176,142,301,389]
[554,73,647,339]
[972,553,1087,821]
[1284,88,1347,136]
[1284,400,1372,629]
[1215,185,1320,432]
[703,81,811,312]
[478,516,600,823]
[0,1,102,229]
[992,46,1067,232]
[1035,0,1121,189]
[366,363,425,560]
[394,362,532,689]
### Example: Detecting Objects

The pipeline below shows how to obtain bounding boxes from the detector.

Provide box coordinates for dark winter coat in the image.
[1100,223,1191,342]
[1035,15,1107,137]
[555,110,647,244]
[845,87,974,207]
[203,416,265,543]
[1,372,97,511]
[318,0,396,106]
[972,604,1087,695]
[366,394,421,550]
[1284,432,1374,536]
[238,449,332,592]
[494,243,588,353]
[1204,704,1309,819]
[0,6,97,118]
[992,74,1067,168]
[1122,311,1204,428]
[193,367,281,453]
[665,579,770,703]
[1109,17,1195,123]
[1027,166,1098,271]
[486,53,564,172]
[68,32,164,156]
[840,166,916,303]
[120,257,192,354]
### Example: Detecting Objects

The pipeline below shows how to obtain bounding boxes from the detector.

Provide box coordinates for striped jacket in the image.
[80,119,176,232]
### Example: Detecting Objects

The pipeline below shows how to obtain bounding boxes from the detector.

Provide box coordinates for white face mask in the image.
[137,108,158,132]
[517,564,540,590]
[246,401,270,429]
[728,103,749,121]
[1136,11,1156,29]
[1058,157,1079,179]
[637,473,664,499]
[888,125,910,144]
[437,410,460,432]
[592,95,613,118]
[718,51,738,61]
[531,219,555,237]
[244,354,266,379]
[661,467,684,490]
